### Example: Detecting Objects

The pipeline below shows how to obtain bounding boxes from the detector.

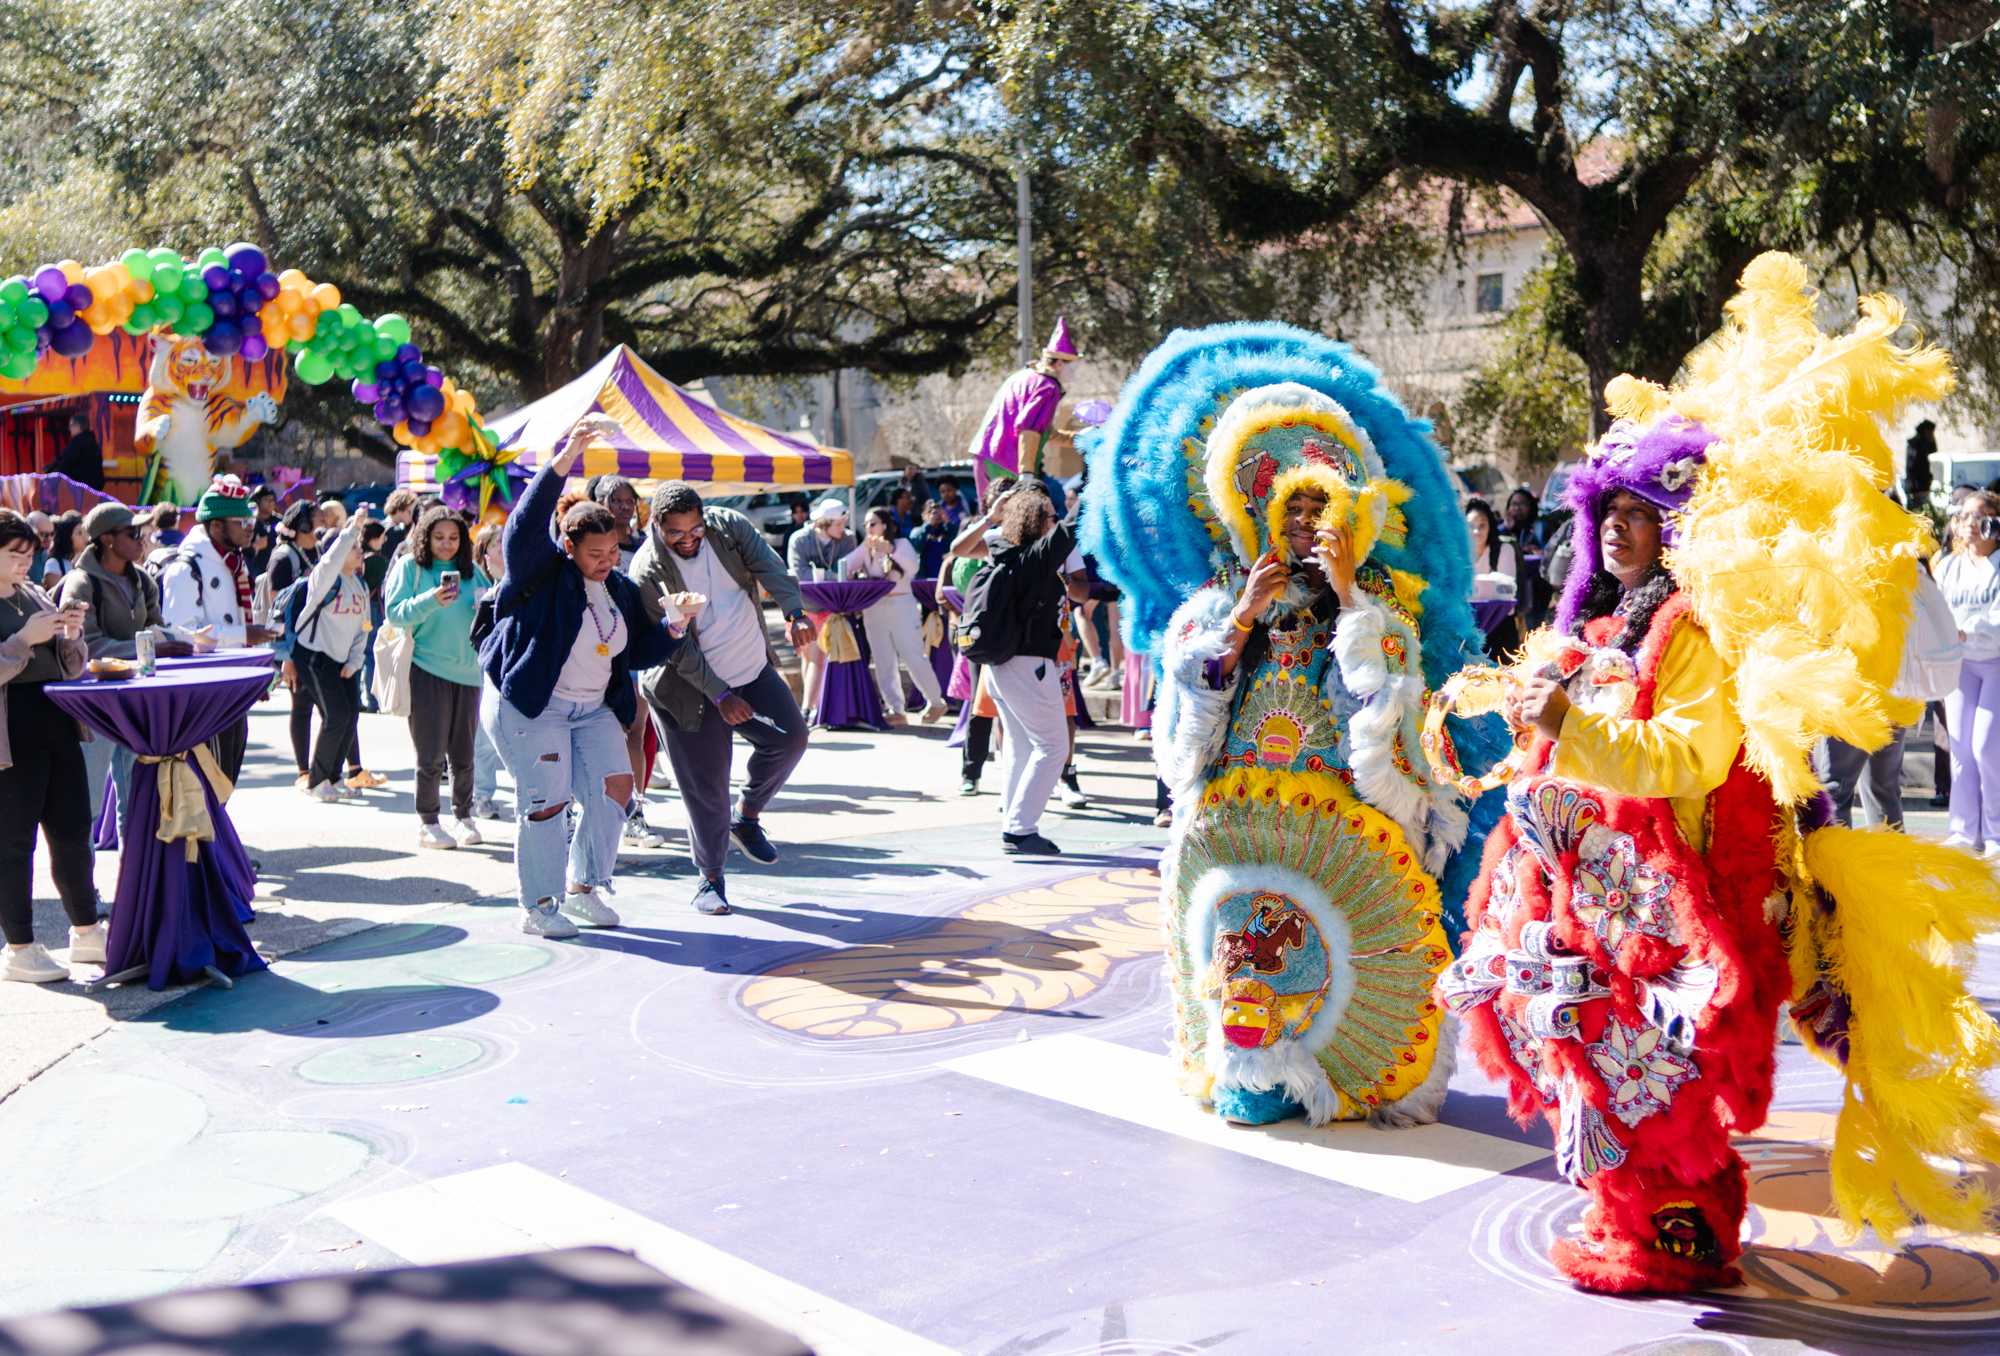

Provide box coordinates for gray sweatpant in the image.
[654,664,808,877]
[1821,731,1906,830]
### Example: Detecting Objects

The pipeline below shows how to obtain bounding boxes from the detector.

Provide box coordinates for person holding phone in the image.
[385,505,484,849]
[0,509,103,983]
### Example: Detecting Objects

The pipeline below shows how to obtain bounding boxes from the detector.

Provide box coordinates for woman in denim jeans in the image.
[479,429,691,938]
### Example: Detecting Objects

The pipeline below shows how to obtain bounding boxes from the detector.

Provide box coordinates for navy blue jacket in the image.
[479,461,681,724]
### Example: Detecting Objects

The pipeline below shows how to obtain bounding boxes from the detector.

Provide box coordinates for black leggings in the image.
[300,648,362,789]
[291,672,361,773]
[962,713,993,780]
[0,684,98,944]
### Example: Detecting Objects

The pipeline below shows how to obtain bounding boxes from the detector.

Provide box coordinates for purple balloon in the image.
[64,282,92,311]
[225,244,268,278]
[423,366,444,388]
[400,358,426,383]
[204,319,243,355]
[255,272,280,301]
[351,380,379,404]
[210,290,239,319]
[377,399,404,425]
[49,322,93,358]
[240,333,269,362]
[202,265,231,292]
[395,342,421,363]
[407,385,445,420]
[45,300,74,328]
[406,416,432,438]
[375,359,401,382]
[34,267,69,303]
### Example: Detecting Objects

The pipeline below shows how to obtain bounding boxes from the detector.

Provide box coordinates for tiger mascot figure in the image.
[133,332,279,505]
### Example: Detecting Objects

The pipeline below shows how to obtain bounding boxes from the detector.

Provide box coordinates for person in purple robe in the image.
[969,318,1080,503]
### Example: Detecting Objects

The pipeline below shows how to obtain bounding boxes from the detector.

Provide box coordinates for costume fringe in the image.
[1800,827,2000,1238]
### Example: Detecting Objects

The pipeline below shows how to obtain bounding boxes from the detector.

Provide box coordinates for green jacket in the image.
[383,554,483,687]
[630,506,807,731]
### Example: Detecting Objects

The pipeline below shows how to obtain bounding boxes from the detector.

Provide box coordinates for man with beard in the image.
[631,481,816,915]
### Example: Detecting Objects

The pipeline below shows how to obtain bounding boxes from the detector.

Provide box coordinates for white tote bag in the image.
[371,618,417,717]
[1896,565,1964,703]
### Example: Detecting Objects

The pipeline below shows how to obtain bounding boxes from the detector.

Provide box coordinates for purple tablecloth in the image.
[1474,597,1518,636]
[46,666,271,990]
[158,645,277,671]
[799,579,895,729]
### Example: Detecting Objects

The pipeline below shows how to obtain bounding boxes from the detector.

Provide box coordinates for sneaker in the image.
[1084,666,1116,690]
[560,888,620,928]
[68,923,107,966]
[1059,774,1090,809]
[1153,809,1173,828]
[691,877,732,915]
[471,796,502,820]
[959,777,981,797]
[334,783,363,802]
[1002,831,1063,857]
[921,701,948,723]
[2,943,67,984]
[1982,844,2000,865]
[307,782,344,803]
[1944,833,1978,851]
[520,900,579,939]
[730,817,779,865]
[886,714,909,728]
[623,809,668,849]
[452,818,484,848]
[418,822,458,851]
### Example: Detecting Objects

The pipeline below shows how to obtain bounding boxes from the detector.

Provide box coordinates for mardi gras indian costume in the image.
[1083,323,1506,1128]
[1429,253,2000,1294]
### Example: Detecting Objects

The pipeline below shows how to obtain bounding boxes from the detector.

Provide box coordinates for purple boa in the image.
[1554,417,1717,631]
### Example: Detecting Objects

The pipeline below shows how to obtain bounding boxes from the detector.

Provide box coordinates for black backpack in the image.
[955,556,1026,666]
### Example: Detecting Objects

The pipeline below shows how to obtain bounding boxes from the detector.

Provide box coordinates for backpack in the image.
[955,555,1026,666]
[269,577,337,663]
[1897,562,1964,702]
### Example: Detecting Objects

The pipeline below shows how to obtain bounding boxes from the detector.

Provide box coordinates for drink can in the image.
[135,630,157,677]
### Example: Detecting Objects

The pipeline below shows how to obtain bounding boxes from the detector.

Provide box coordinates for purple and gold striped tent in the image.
[394,345,853,497]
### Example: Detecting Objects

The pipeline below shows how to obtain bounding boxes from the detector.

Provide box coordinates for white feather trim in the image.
[1155,588,1240,807]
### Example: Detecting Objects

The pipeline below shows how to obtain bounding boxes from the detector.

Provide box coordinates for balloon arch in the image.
[0,243,522,515]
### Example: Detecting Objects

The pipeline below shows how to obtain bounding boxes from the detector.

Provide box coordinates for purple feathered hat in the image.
[1554,415,1718,631]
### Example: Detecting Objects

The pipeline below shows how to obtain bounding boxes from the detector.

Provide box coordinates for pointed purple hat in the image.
[1553,414,1718,630]
[1044,316,1078,359]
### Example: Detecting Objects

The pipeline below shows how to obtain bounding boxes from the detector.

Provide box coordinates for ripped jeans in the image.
[481,690,629,910]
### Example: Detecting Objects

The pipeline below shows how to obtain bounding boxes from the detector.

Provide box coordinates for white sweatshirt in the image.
[1933,549,2000,663]
[295,516,372,670]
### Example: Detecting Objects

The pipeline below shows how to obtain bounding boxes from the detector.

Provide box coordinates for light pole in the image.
[1016,137,1033,369]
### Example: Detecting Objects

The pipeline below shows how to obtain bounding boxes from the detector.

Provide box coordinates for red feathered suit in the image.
[1440,596,1792,1293]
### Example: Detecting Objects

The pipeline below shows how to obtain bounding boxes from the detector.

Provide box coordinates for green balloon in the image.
[153,295,182,327]
[0,349,34,381]
[178,275,207,303]
[126,300,155,331]
[121,248,154,284]
[295,349,335,385]
[152,263,183,296]
[148,247,181,269]
[0,277,26,306]
[374,312,412,346]
[197,246,227,269]
[183,300,214,334]
[5,324,34,354]
[19,297,48,328]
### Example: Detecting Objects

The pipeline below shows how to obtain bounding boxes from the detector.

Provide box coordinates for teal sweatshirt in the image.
[384,555,484,687]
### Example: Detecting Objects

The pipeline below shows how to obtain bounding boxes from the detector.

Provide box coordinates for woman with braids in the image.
[385,504,484,850]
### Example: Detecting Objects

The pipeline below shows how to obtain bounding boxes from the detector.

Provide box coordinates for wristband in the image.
[1231,610,1256,634]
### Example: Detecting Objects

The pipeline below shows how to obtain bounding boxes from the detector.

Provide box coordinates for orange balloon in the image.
[311,282,341,310]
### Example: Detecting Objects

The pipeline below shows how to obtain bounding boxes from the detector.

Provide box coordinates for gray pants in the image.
[409,665,479,823]
[655,664,808,878]
[1822,732,1906,830]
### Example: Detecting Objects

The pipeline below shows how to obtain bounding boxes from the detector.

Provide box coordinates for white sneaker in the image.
[1981,844,2000,865]
[1059,778,1090,809]
[68,923,107,966]
[452,818,484,848]
[417,822,458,851]
[521,900,579,938]
[560,889,620,928]
[623,812,668,849]
[471,797,502,820]
[334,784,363,802]
[921,702,948,723]
[1942,833,1976,850]
[307,782,343,803]
[2,943,68,984]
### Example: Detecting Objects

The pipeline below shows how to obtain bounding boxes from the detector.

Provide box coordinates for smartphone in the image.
[440,569,461,591]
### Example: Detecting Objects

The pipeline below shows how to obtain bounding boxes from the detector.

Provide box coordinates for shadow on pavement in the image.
[0,1246,810,1356]
[129,970,499,1038]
